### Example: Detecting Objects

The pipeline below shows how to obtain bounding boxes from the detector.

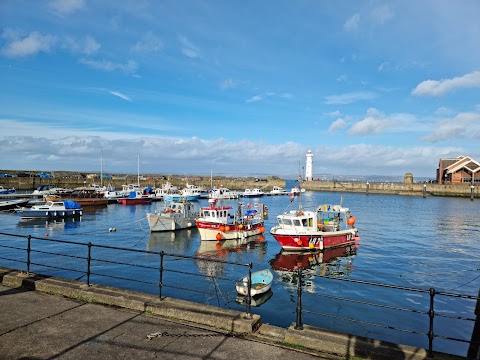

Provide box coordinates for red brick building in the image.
[436,156,480,184]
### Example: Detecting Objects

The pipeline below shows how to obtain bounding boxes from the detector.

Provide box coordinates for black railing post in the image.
[159,251,164,300]
[245,263,252,319]
[86,242,92,286]
[26,235,31,274]
[428,287,436,358]
[295,267,304,330]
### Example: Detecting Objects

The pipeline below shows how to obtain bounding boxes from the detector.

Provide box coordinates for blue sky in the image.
[1,0,480,179]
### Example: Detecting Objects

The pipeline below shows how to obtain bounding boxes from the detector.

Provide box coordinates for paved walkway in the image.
[0,284,328,360]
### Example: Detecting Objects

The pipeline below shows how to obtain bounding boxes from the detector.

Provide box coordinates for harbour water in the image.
[0,181,478,357]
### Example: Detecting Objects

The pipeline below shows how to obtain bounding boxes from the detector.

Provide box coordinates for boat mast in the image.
[100,148,103,188]
[137,153,140,186]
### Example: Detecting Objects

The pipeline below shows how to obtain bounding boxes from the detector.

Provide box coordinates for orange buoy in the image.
[45,233,49,237]
[225,226,230,232]
[219,225,225,232]
[216,233,222,241]
[347,215,356,226]
[238,224,243,230]
[259,227,265,233]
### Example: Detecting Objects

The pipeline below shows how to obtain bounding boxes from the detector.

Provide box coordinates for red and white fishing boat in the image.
[270,202,360,251]
[196,199,266,240]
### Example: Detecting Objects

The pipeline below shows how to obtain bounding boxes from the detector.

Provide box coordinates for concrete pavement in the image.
[0,267,465,359]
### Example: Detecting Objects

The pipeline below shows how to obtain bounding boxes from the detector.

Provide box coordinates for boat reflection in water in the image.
[16,217,82,232]
[147,228,197,253]
[195,235,267,278]
[270,244,358,293]
[236,288,273,307]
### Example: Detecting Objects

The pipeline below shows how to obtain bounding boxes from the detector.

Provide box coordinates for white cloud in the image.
[63,35,101,55]
[325,91,376,105]
[48,0,85,16]
[109,91,132,102]
[79,58,138,74]
[336,74,348,82]
[422,112,480,142]
[412,71,480,96]
[371,5,394,25]
[220,78,236,90]
[328,118,346,133]
[347,108,397,136]
[344,14,360,31]
[179,35,200,58]
[1,31,56,57]
[131,31,163,53]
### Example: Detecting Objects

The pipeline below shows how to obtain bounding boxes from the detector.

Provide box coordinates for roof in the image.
[444,156,480,174]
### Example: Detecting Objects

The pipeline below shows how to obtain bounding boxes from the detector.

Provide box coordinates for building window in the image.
[463,178,472,183]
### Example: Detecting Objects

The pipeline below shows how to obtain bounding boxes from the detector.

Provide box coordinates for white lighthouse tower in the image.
[305,149,313,181]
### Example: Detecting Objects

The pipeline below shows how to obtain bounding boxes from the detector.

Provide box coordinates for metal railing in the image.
[292,268,480,358]
[0,232,255,318]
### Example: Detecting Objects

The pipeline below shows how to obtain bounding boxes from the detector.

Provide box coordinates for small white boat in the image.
[269,186,287,195]
[288,186,304,196]
[208,187,239,200]
[15,200,83,219]
[147,201,197,232]
[242,188,265,198]
[0,199,30,211]
[236,268,273,296]
[0,186,16,195]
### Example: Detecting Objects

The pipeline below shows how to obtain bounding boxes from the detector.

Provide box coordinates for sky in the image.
[1,0,480,180]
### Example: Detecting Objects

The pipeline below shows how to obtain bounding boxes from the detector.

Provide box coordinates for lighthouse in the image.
[305,149,313,181]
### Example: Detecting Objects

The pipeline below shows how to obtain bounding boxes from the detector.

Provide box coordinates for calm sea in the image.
[0,181,478,357]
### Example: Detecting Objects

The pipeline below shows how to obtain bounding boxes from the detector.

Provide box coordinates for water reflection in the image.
[270,244,358,293]
[147,229,197,253]
[195,235,268,277]
[16,217,83,231]
[236,289,273,307]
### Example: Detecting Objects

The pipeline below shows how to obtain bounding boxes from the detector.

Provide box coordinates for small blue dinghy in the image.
[236,269,273,296]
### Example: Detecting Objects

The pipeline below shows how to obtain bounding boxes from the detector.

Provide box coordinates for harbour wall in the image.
[1,177,478,198]
[301,180,479,198]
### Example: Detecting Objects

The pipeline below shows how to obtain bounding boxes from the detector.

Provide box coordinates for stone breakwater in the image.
[301,181,478,198]
[0,176,477,198]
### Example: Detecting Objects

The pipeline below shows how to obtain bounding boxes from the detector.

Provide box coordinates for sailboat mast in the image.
[137,154,140,185]
[100,149,103,188]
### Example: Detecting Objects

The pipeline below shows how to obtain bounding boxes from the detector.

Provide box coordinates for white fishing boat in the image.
[15,200,83,219]
[236,268,273,296]
[208,187,239,200]
[242,188,265,198]
[147,201,197,232]
[269,186,287,195]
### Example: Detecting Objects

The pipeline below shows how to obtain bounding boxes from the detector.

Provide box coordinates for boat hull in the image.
[0,199,30,211]
[147,214,196,232]
[44,197,108,206]
[270,228,359,251]
[236,269,273,296]
[196,221,265,240]
[16,209,83,219]
[118,198,151,205]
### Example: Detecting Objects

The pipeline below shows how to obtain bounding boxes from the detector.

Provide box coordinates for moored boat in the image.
[0,186,16,195]
[15,200,82,219]
[269,186,287,195]
[208,187,239,200]
[270,202,360,251]
[195,199,266,241]
[0,198,30,211]
[147,200,197,232]
[118,191,152,205]
[242,188,265,198]
[44,187,108,206]
[236,268,273,296]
